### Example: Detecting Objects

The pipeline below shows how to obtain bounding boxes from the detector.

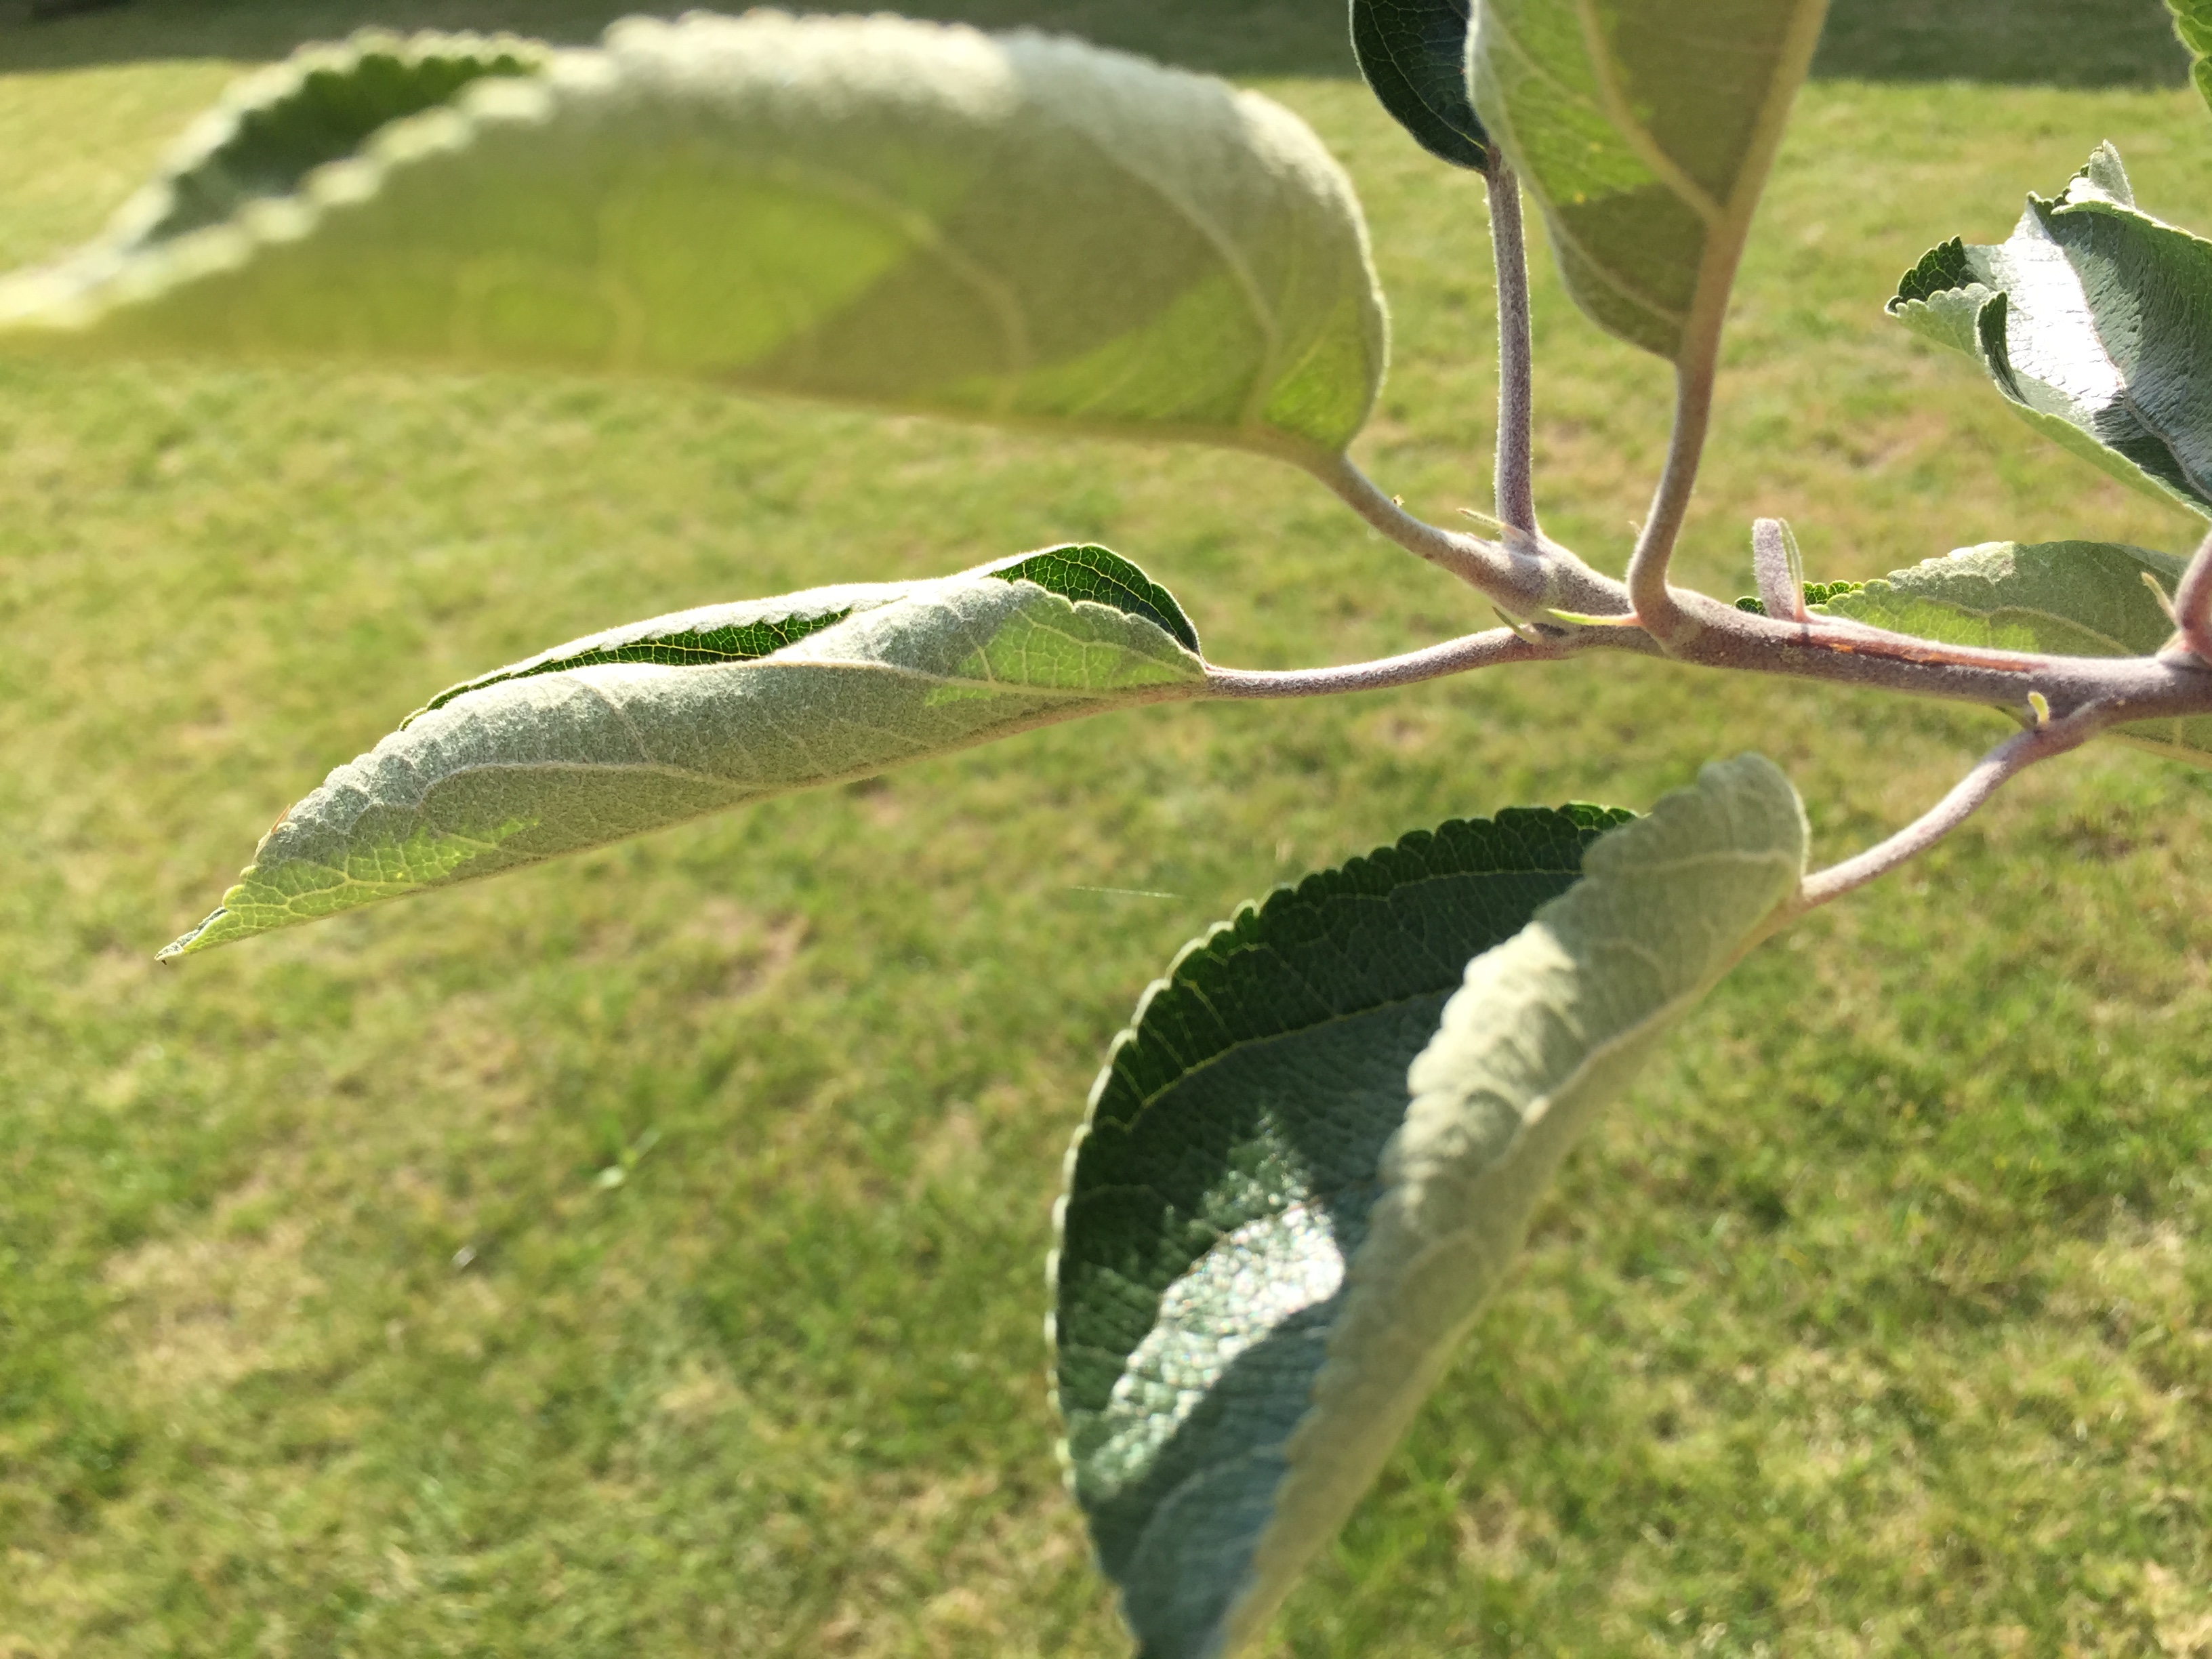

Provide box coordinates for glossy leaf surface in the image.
[1467,0,1829,360]
[1889,146,2212,517]
[163,550,1204,956]
[1819,540,2212,765]
[1053,756,1805,1658]
[0,13,1388,463]
[1349,0,1488,170]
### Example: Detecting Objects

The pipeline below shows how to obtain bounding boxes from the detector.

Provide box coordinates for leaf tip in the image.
[157,907,228,960]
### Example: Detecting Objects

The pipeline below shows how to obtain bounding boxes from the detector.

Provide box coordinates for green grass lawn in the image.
[3,3,2209,1656]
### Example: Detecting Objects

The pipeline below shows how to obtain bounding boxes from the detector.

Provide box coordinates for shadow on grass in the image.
[0,0,2190,84]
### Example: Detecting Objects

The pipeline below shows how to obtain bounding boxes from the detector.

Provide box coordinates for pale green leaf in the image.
[0,13,1387,462]
[1887,145,2212,518]
[161,548,1204,957]
[1052,756,1804,1658]
[1467,0,1829,361]
[1817,540,2212,766]
[2166,0,2212,117]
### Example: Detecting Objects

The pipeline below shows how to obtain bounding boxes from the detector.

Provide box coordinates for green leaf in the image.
[161,551,1205,957]
[409,544,1196,720]
[1886,145,2212,518]
[2167,0,2212,117]
[1467,0,1829,361]
[1732,578,1865,615]
[1817,540,2212,766]
[1052,756,1805,1658]
[140,35,547,243]
[0,14,1387,464]
[1052,802,1629,1658]
[983,544,1199,653]
[1349,0,1490,171]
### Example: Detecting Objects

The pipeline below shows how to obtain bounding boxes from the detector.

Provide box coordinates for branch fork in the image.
[1269,130,2212,907]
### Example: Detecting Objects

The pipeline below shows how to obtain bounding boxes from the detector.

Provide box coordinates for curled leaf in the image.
[1052,756,1805,1658]
[163,548,1203,956]
[1,12,1388,462]
[1887,146,2212,517]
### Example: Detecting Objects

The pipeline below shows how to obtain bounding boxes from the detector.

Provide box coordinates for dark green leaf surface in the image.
[1467,0,1829,361]
[1054,758,1807,1657]
[1733,579,1865,615]
[144,34,544,243]
[409,602,857,722]
[986,544,1200,653]
[1052,802,1633,1656]
[0,14,1387,463]
[1887,145,2212,517]
[1349,0,1488,171]
[1242,758,1805,1656]
[1817,539,2212,764]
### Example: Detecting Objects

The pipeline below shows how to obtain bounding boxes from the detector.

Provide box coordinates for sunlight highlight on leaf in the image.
[1052,756,1806,1658]
[1468,0,1829,361]
[0,12,1387,464]
[1888,145,2212,518]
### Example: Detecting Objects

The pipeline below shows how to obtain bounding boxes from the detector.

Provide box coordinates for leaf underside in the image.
[1467,0,1830,361]
[0,12,1387,462]
[1349,0,1490,171]
[1887,145,2212,518]
[409,544,1196,719]
[162,548,1204,957]
[1818,540,2212,765]
[1054,756,1807,1658]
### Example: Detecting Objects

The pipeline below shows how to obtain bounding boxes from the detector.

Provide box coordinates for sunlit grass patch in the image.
[2,5,2209,1656]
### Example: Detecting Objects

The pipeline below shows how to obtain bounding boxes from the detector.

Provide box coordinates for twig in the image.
[1309,451,1518,593]
[1296,457,2212,723]
[2173,523,2212,665]
[1485,154,1537,539]
[1793,705,2110,909]
[1307,450,1633,624]
[1204,626,1575,697]
[1624,361,1715,648]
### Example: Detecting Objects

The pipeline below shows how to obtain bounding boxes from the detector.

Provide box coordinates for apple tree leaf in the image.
[1817,539,2212,766]
[1349,0,1489,171]
[1887,145,2212,518]
[161,548,1204,957]
[1051,755,1805,1658]
[1467,0,1829,361]
[0,13,1387,464]
[2167,0,2212,116]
